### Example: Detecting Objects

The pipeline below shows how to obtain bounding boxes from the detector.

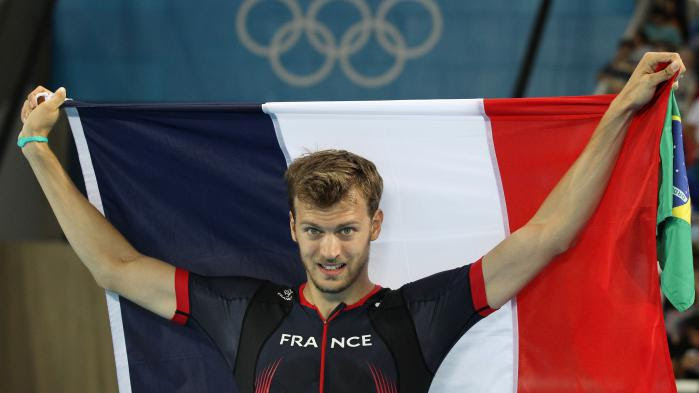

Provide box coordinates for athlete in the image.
[19,52,684,393]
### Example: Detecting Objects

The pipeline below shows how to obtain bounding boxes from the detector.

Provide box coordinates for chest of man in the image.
[253,304,398,393]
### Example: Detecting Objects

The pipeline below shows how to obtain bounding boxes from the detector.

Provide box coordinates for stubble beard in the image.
[307,242,370,295]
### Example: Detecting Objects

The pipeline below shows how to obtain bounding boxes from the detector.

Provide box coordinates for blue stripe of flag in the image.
[68,102,304,392]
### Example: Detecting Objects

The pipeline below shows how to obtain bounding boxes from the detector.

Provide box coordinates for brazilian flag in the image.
[657,90,695,311]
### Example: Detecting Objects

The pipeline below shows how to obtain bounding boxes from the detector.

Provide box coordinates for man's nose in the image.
[319,234,341,261]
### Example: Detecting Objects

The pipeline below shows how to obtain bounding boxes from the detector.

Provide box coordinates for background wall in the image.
[0,1,641,391]
[0,242,117,393]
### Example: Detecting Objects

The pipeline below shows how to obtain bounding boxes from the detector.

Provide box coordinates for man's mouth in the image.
[318,263,347,275]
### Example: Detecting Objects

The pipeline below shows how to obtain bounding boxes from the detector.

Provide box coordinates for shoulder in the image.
[252,280,298,305]
[400,264,472,302]
[189,272,275,301]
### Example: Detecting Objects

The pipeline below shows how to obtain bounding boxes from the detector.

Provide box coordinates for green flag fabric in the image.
[657,90,695,311]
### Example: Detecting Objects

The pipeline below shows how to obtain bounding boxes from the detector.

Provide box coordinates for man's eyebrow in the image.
[299,221,319,227]
[335,221,360,228]
[298,221,360,228]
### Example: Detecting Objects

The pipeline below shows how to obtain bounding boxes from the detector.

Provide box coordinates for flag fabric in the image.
[64,81,678,393]
[657,91,695,311]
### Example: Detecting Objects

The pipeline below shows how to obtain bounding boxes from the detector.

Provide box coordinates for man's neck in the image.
[303,279,376,320]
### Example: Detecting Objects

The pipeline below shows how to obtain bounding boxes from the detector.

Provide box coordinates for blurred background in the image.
[2,0,699,391]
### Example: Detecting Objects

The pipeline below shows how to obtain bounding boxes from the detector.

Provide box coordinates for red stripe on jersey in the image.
[469,258,496,317]
[171,268,190,325]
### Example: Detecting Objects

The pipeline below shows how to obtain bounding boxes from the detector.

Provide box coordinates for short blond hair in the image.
[284,149,383,217]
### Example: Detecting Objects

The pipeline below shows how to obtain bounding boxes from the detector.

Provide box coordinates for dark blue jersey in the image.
[172,259,495,393]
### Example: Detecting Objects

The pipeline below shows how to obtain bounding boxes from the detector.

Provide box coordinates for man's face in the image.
[289,190,383,295]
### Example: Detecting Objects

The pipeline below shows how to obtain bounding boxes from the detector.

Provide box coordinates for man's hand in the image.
[19,86,66,138]
[613,52,685,113]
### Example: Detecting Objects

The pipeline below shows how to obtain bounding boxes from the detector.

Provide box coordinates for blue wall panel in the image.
[52,1,632,102]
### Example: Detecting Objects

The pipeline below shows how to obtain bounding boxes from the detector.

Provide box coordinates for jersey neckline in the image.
[298,282,383,315]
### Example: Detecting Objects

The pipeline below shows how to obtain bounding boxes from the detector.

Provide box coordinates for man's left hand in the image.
[614,52,685,113]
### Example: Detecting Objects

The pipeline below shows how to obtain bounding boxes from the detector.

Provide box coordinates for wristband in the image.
[17,136,48,148]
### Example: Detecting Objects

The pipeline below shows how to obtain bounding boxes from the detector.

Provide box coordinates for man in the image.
[19,52,684,392]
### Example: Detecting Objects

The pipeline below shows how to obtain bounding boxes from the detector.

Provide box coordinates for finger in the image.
[27,85,50,107]
[640,52,684,76]
[29,85,48,96]
[20,100,30,123]
[647,61,681,85]
[46,87,67,109]
[641,52,681,67]
[672,54,687,78]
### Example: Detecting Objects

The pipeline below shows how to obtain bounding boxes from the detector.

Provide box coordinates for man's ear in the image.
[370,209,384,241]
[289,211,297,243]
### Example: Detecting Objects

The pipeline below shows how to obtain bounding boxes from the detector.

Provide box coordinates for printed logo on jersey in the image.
[279,333,373,349]
[277,288,294,301]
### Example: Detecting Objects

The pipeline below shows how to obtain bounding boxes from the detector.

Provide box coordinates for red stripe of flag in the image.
[485,88,676,392]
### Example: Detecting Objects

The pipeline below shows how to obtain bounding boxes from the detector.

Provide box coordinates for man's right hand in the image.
[20,86,67,139]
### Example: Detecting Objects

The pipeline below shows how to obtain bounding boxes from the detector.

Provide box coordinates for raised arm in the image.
[482,52,685,309]
[19,86,176,319]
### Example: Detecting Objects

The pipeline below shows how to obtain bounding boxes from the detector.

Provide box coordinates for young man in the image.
[19,52,684,392]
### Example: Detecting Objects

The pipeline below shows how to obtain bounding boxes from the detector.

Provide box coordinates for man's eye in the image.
[305,228,321,236]
[339,227,354,236]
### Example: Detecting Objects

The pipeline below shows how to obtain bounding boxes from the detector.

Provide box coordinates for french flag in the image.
[65,80,680,392]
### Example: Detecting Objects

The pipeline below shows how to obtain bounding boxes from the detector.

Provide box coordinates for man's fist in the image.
[614,52,685,112]
[19,86,67,139]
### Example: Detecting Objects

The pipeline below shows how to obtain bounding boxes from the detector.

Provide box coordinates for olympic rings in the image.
[236,0,443,87]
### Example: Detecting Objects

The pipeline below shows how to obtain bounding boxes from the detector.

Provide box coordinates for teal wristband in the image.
[17,136,48,148]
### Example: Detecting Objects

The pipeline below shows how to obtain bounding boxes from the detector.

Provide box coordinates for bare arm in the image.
[482,52,685,309]
[19,86,176,319]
